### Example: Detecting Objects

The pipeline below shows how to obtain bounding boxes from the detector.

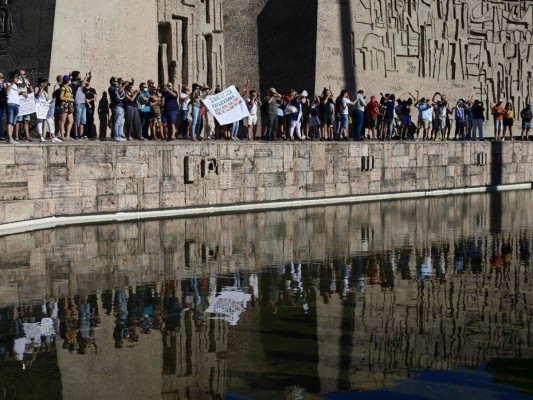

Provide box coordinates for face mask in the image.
[143,88,149,93]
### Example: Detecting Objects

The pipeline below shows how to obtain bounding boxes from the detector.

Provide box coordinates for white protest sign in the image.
[202,85,250,125]
[19,93,36,116]
[36,100,52,119]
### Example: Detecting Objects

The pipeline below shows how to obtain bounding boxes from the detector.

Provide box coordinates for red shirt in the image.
[366,100,379,117]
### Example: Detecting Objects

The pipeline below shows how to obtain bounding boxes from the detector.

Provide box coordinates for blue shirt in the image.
[385,100,395,120]
[137,91,153,113]
[108,85,125,109]
[163,92,178,111]
[290,98,302,121]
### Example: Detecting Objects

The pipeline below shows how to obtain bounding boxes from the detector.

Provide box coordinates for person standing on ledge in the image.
[471,99,485,141]
[352,90,366,141]
[336,90,355,140]
[492,99,505,141]
[108,77,127,141]
[265,88,281,141]
[5,71,20,144]
[520,104,532,141]
[0,73,6,141]
[502,102,514,141]
[246,90,261,141]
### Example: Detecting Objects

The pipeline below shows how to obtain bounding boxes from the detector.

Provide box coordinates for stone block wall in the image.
[0,142,531,227]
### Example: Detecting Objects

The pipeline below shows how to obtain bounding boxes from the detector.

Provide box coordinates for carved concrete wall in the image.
[315,0,533,113]
[157,0,225,90]
[0,0,56,81]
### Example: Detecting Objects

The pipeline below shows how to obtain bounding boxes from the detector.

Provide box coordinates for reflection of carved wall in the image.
[157,0,224,89]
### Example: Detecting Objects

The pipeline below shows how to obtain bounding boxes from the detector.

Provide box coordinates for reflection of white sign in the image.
[19,93,36,116]
[36,100,52,119]
[22,318,55,346]
[202,86,250,125]
[206,289,251,325]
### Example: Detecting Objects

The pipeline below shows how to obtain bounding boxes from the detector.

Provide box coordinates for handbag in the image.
[285,104,297,115]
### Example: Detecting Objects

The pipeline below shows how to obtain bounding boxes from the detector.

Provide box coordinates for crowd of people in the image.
[1,69,533,144]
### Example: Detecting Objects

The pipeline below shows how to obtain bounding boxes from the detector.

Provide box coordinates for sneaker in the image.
[113,137,126,141]
[177,135,183,139]
[7,138,16,144]
[40,137,46,142]
[501,138,505,142]
[24,138,33,143]
[52,137,62,143]
[82,136,88,140]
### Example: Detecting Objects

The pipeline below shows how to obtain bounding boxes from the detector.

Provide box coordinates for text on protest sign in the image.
[202,86,250,125]
[19,93,37,116]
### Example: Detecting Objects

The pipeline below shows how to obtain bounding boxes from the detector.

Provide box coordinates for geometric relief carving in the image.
[0,0,16,56]
[158,0,224,89]
[355,0,533,116]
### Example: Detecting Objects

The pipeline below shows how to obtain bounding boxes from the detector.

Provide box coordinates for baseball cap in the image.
[62,74,70,83]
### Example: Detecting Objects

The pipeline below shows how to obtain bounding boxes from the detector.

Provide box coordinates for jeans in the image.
[139,111,151,138]
[455,119,465,139]
[266,113,278,140]
[178,110,189,137]
[231,120,239,137]
[471,118,484,140]
[112,106,125,138]
[190,106,202,137]
[352,109,364,140]
[289,115,302,139]
[74,103,87,125]
[6,103,19,126]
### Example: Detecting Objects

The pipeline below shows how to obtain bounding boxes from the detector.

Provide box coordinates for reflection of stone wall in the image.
[1,191,531,305]
[1,142,532,227]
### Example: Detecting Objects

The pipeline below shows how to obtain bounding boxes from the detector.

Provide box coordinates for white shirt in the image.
[247,97,258,115]
[7,84,19,105]
[180,92,190,111]
[341,98,350,115]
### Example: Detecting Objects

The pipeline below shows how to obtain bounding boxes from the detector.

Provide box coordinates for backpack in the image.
[522,108,532,119]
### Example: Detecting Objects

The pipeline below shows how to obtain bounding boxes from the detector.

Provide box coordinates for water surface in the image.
[1,192,533,399]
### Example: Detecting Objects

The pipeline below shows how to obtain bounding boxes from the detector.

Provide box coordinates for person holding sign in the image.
[15,69,34,142]
[35,77,60,142]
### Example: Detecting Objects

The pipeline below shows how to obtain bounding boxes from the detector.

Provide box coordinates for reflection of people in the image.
[113,289,128,349]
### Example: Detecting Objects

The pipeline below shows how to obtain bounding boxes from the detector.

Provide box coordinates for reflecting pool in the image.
[1,191,533,399]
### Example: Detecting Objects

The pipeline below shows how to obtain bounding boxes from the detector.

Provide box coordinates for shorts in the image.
[320,113,333,127]
[339,114,349,129]
[74,103,87,125]
[503,118,513,127]
[418,119,430,129]
[401,115,411,126]
[164,110,178,124]
[151,113,162,123]
[367,116,377,128]
[247,114,258,126]
[6,103,19,125]
[433,119,445,130]
[309,116,320,127]
[494,119,503,130]
[16,113,31,122]
[522,121,531,130]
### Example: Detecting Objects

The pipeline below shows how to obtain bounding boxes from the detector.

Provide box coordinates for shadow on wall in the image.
[257,0,318,96]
